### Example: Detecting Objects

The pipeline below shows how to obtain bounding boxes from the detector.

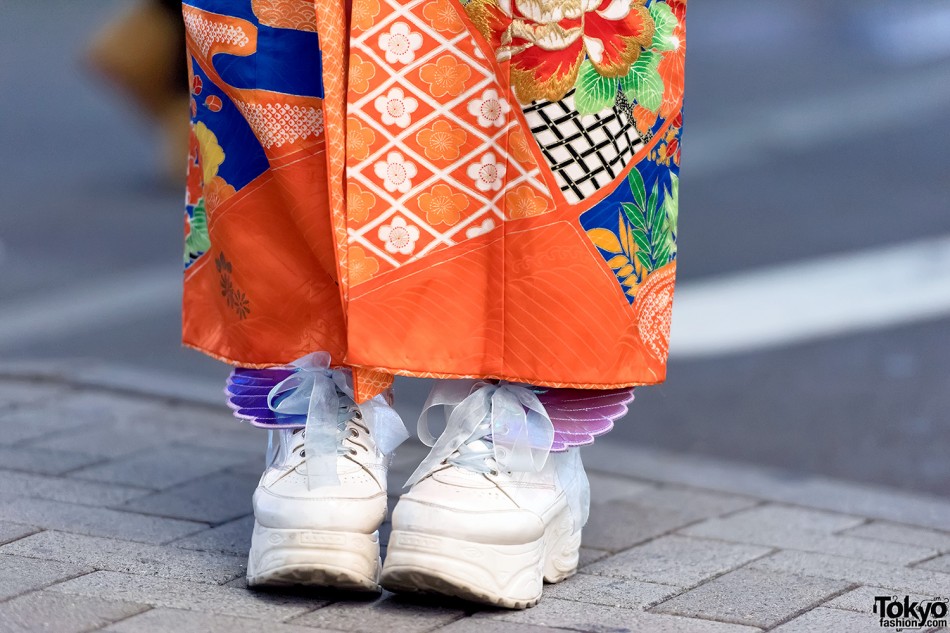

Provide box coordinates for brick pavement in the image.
[1,371,949,632]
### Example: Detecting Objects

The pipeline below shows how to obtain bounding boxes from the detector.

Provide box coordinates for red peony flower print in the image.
[465,0,655,103]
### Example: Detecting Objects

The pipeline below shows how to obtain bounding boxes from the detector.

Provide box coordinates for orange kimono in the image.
[181,0,686,403]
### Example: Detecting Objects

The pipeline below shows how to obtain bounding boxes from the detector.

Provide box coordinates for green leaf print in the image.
[649,2,679,52]
[622,170,677,273]
[636,251,653,271]
[620,50,664,113]
[646,182,663,236]
[627,166,647,210]
[654,237,671,266]
[184,198,211,263]
[574,60,619,115]
[623,204,651,252]
[662,173,679,258]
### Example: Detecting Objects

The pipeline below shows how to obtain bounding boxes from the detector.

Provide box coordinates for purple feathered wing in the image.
[225,367,305,428]
[226,369,634,446]
[536,387,635,451]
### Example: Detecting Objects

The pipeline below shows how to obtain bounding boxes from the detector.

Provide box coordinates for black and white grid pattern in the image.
[523,89,645,204]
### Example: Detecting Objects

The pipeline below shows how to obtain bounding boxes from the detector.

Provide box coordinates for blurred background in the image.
[1,0,948,495]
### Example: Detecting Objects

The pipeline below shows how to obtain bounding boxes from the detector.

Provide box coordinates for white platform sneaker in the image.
[381,381,589,609]
[246,401,393,591]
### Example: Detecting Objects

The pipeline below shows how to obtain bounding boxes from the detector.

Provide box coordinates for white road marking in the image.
[684,64,950,176]
[670,234,950,358]
[0,267,181,351]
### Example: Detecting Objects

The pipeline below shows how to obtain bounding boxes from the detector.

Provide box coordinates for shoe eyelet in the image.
[349,449,357,456]
[299,450,306,458]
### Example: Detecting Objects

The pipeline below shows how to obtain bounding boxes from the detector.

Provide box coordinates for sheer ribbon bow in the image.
[405,380,555,487]
[267,352,408,488]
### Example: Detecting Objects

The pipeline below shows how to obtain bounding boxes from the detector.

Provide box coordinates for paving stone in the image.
[582,489,758,552]
[0,469,150,507]
[171,515,254,556]
[226,459,268,478]
[586,472,655,504]
[680,506,936,564]
[0,590,149,633]
[750,550,950,597]
[915,553,950,574]
[585,535,772,588]
[0,381,62,408]
[437,618,572,633]
[48,571,320,620]
[1,531,246,584]
[0,446,103,476]
[689,504,867,534]
[188,428,263,454]
[56,392,196,428]
[172,408,258,435]
[0,554,90,601]
[289,591,465,632]
[770,607,886,632]
[0,521,40,545]
[577,547,609,569]
[225,576,249,589]
[0,403,103,446]
[25,425,184,459]
[825,585,935,614]
[57,397,237,442]
[581,501,670,551]
[478,597,761,632]
[104,607,333,632]
[843,521,950,554]
[389,442,429,472]
[585,444,950,531]
[650,567,851,628]
[387,468,416,493]
[69,444,252,490]
[117,472,257,524]
[544,572,678,609]
[625,486,760,520]
[0,496,206,544]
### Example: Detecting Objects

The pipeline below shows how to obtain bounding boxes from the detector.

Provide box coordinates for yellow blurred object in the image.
[84,1,189,182]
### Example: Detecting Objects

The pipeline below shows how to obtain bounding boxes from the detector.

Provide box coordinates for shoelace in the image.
[266,398,369,470]
[293,405,369,458]
[444,418,500,475]
[290,402,369,460]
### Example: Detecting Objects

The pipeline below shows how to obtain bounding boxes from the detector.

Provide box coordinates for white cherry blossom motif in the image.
[378,216,421,255]
[467,89,510,128]
[467,153,506,192]
[374,87,418,129]
[374,152,417,193]
[378,22,423,65]
[465,218,496,239]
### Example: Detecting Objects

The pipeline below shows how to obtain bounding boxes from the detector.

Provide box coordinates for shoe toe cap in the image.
[392,482,544,545]
[254,471,387,533]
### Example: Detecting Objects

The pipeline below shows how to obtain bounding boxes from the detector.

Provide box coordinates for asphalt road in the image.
[2,0,949,496]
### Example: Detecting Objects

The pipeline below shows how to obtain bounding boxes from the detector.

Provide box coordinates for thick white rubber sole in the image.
[246,521,381,592]
[380,506,581,609]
